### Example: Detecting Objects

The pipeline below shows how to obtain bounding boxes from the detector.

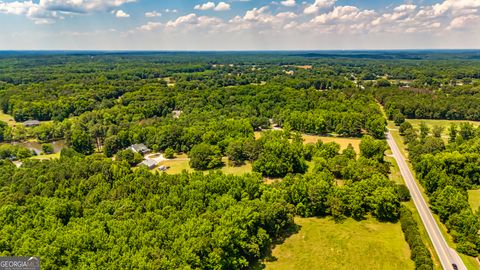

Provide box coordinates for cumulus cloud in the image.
[194,1,230,11]
[164,13,224,32]
[194,2,216,10]
[39,0,136,13]
[214,2,230,11]
[0,0,136,23]
[311,6,375,24]
[138,21,162,31]
[114,10,129,18]
[145,11,161,17]
[448,14,480,29]
[280,0,296,7]
[303,0,336,14]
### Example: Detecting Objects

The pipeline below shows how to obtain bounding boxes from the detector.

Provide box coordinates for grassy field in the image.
[0,112,16,126]
[254,132,361,153]
[264,217,414,270]
[405,119,480,135]
[385,156,405,185]
[157,155,252,176]
[30,152,61,160]
[468,190,480,212]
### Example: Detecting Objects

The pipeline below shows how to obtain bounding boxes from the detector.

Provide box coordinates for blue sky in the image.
[0,0,479,50]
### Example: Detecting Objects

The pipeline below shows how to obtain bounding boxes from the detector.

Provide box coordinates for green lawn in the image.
[302,134,361,153]
[385,156,404,185]
[30,152,61,160]
[254,132,361,153]
[264,217,414,270]
[0,112,16,126]
[405,119,480,135]
[468,190,480,212]
[158,156,252,176]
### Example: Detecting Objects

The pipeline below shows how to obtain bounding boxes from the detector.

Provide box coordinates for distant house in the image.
[172,110,183,119]
[129,143,150,155]
[23,120,40,127]
[140,159,158,170]
[159,165,168,171]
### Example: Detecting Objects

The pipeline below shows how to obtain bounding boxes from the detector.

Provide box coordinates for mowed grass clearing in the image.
[0,112,16,126]
[264,217,414,270]
[468,190,480,212]
[157,155,252,176]
[30,152,61,160]
[254,132,361,153]
[403,119,480,137]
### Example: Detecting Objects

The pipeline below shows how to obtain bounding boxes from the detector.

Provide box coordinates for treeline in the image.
[377,87,480,121]
[398,121,480,256]
[400,206,434,269]
[0,84,385,158]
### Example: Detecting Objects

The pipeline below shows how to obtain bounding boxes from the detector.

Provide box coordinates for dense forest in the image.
[1,51,480,268]
[0,133,404,269]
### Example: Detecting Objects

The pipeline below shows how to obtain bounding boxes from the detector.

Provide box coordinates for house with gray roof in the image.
[140,159,158,170]
[129,143,150,155]
[23,120,40,127]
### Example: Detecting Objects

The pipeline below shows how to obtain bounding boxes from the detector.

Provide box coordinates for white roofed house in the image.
[129,143,150,155]
[140,159,158,170]
[23,120,40,127]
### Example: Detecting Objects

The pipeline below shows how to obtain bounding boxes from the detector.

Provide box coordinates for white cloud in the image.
[448,14,480,29]
[39,0,136,13]
[145,11,161,17]
[394,4,417,12]
[195,1,231,11]
[114,9,129,18]
[214,2,230,11]
[165,13,224,31]
[280,0,296,7]
[311,6,375,24]
[138,21,162,31]
[303,0,336,14]
[194,2,216,10]
[0,0,136,23]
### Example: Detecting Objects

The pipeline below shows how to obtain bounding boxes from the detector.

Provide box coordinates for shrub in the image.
[42,143,54,154]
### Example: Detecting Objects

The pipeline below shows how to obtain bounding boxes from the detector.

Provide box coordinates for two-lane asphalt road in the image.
[386,131,467,270]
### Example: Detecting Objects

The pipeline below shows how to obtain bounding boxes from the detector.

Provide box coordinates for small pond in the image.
[10,140,67,155]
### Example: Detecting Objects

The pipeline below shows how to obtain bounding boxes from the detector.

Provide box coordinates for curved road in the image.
[386,131,467,270]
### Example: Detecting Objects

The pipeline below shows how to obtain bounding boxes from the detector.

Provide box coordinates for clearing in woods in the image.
[264,217,414,270]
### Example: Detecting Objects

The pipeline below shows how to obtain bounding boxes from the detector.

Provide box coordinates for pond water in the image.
[11,140,67,155]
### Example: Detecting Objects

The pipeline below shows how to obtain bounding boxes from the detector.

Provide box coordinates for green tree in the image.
[116,149,143,166]
[393,112,406,126]
[226,140,246,166]
[164,147,175,159]
[431,186,469,222]
[448,124,458,143]
[399,122,413,136]
[189,143,223,170]
[42,143,54,154]
[70,126,94,155]
[419,122,429,140]
[359,135,387,163]
[432,125,444,138]
[371,187,400,221]
[366,117,386,139]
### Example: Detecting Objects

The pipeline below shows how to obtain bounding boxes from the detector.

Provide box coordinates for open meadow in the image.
[264,217,414,270]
